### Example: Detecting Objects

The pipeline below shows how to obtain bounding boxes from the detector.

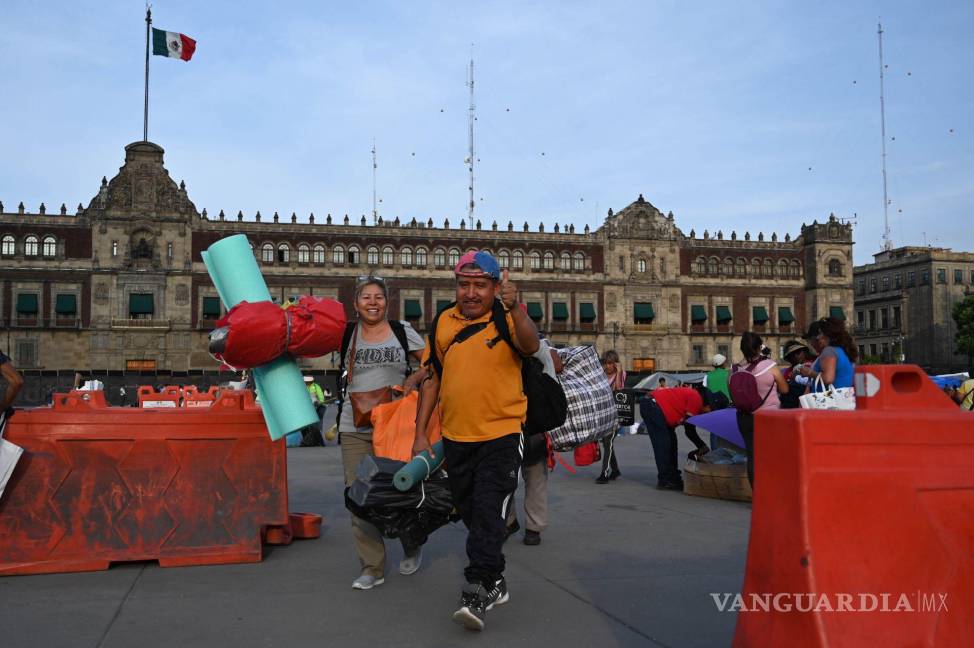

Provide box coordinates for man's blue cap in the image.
[455,250,501,281]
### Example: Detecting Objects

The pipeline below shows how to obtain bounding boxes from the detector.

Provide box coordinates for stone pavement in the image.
[0,433,750,648]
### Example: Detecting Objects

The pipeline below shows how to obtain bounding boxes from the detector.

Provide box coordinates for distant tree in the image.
[953,294,974,372]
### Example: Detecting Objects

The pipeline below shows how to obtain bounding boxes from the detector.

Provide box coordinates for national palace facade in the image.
[0,141,854,376]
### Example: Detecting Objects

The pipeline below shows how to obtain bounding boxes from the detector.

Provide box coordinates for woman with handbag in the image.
[339,276,426,590]
[797,316,857,389]
[735,332,788,487]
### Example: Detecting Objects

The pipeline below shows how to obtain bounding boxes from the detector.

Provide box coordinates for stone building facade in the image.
[853,246,974,373]
[1,141,854,379]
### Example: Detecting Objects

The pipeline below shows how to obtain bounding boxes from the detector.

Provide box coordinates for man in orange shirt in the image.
[414,250,539,632]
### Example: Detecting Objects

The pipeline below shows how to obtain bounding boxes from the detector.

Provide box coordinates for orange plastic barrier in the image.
[181,385,216,408]
[0,391,293,575]
[734,365,972,647]
[137,384,180,408]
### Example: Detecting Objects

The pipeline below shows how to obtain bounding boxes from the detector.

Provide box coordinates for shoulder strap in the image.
[489,299,515,352]
[425,303,454,378]
[389,320,411,377]
[339,321,356,374]
[752,359,775,378]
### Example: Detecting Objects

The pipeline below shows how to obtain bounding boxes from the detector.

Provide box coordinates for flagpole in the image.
[144,5,151,142]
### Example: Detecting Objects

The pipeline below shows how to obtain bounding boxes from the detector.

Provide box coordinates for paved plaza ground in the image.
[0,433,751,648]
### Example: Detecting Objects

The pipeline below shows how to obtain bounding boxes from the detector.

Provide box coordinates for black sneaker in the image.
[595,475,610,484]
[452,583,489,631]
[484,576,510,610]
[523,530,541,546]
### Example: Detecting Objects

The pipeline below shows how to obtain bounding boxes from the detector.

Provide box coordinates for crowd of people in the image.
[2,248,972,634]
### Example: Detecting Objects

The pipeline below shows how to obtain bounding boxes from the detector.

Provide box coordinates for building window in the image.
[579,302,596,323]
[552,302,569,321]
[828,259,843,276]
[936,268,946,284]
[382,246,394,266]
[128,293,155,320]
[880,307,889,329]
[954,269,963,284]
[735,258,745,277]
[202,296,222,320]
[367,246,379,265]
[633,302,654,324]
[619,255,625,272]
[433,248,446,267]
[637,259,647,273]
[709,257,720,275]
[881,342,890,362]
[573,252,584,271]
[498,250,510,268]
[869,343,878,358]
[55,293,77,321]
[415,247,427,267]
[856,310,865,327]
[42,236,56,256]
[856,280,865,296]
[869,279,877,293]
[401,247,413,267]
[15,339,37,368]
[530,251,541,270]
[348,245,360,264]
[543,251,555,270]
[297,244,310,263]
[921,270,929,285]
[448,248,460,267]
[882,276,890,291]
[893,306,901,329]
[907,271,915,287]
[762,259,773,277]
[166,241,173,260]
[403,299,422,321]
[261,243,274,263]
[692,344,704,365]
[25,235,39,256]
[1,235,13,255]
[16,293,39,322]
[894,274,901,289]
[858,345,866,359]
[277,244,290,264]
[332,245,345,265]
[313,245,325,264]
[526,302,544,322]
[868,310,877,330]
[512,250,524,270]
[691,304,708,323]
[791,261,802,277]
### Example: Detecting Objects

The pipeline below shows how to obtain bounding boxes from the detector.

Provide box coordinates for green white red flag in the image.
[151,28,196,61]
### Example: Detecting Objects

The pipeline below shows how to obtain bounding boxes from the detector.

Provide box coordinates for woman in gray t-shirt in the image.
[341,276,426,590]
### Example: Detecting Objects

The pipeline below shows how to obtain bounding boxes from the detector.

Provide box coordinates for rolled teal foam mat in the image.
[393,441,445,491]
[202,234,318,440]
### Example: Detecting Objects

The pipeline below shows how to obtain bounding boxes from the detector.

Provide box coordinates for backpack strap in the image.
[388,320,412,378]
[426,300,512,379]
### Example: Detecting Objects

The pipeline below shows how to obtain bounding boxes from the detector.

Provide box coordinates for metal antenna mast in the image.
[878,19,892,252]
[372,138,378,224]
[467,55,476,229]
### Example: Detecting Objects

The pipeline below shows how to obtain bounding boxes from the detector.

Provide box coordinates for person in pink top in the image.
[735,332,788,487]
[597,350,626,484]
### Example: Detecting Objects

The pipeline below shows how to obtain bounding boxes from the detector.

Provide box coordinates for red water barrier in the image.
[0,390,293,575]
[734,365,973,647]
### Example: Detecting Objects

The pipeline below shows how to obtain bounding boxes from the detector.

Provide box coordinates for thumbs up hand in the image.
[499,269,518,310]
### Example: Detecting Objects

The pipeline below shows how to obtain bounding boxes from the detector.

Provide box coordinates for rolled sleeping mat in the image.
[393,441,446,492]
[201,233,318,440]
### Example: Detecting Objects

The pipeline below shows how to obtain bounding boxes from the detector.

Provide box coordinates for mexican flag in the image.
[152,28,197,61]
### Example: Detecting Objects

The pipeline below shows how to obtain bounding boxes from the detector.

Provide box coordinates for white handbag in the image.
[799,376,856,411]
[0,410,24,502]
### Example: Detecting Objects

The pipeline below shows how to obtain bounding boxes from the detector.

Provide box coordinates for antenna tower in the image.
[372,138,378,224]
[878,19,892,252]
[467,56,476,229]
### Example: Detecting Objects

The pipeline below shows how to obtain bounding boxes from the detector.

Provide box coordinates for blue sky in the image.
[2,1,972,263]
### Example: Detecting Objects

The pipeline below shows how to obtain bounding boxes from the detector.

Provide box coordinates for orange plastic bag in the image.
[371,391,442,462]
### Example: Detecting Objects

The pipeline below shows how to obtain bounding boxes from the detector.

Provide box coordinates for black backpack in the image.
[426,300,567,436]
[335,320,411,425]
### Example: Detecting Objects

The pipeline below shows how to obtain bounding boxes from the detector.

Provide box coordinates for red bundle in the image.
[209,296,347,369]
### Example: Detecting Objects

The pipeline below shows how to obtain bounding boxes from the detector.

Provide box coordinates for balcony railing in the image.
[111,318,171,330]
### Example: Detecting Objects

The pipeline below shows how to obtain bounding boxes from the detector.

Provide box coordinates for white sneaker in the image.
[399,547,423,575]
[351,574,385,590]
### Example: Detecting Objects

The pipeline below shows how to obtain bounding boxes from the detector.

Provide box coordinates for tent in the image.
[632,371,708,391]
